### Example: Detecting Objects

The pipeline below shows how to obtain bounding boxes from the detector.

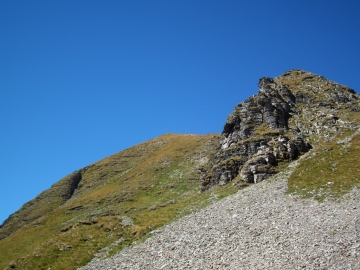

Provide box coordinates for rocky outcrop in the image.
[79,171,360,270]
[201,69,360,190]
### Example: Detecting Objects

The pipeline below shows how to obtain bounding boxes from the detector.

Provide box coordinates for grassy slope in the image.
[0,172,81,240]
[287,128,360,201]
[274,70,360,200]
[0,133,239,270]
[2,70,359,270]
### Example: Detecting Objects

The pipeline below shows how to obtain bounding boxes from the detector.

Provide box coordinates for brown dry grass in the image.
[0,133,239,270]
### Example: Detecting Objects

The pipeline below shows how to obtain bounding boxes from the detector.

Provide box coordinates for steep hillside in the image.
[78,70,360,269]
[79,156,360,269]
[0,134,238,270]
[1,69,359,270]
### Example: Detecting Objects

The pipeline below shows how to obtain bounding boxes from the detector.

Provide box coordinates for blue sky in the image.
[1,0,360,224]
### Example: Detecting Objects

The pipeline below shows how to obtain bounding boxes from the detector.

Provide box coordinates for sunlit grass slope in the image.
[288,128,360,201]
[2,70,360,270]
[0,133,238,270]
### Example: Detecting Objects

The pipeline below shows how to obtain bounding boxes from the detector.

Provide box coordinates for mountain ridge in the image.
[200,69,359,190]
[1,69,359,269]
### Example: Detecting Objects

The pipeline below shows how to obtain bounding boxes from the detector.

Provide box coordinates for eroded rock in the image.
[201,69,359,190]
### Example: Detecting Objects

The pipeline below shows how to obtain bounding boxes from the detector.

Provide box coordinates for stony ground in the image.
[79,157,360,270]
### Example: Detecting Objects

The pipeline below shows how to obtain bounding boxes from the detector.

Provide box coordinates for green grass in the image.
[287,129,360,201]
[0,133,238,270]
[2,70,360,269]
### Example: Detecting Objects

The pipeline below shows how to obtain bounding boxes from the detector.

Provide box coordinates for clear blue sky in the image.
[1,0,360,224]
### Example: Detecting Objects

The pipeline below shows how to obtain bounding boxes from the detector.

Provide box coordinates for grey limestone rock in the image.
[201,69,360,190]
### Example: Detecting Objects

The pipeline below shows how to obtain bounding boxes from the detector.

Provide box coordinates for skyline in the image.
[1,0,360,224]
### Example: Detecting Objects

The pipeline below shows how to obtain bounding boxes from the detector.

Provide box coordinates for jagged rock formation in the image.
[201,69,360,189]
[1,69,359,270]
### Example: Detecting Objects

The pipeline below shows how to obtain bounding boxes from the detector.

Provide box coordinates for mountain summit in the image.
[201,69,359,189]
[1,70,359,270]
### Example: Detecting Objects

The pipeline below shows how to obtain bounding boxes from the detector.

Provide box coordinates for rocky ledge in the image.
[200,69,359,190]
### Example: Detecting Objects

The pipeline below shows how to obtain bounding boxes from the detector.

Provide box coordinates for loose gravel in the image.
[79,160,360,270]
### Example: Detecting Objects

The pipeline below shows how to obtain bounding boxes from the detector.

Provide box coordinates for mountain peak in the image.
[200,70,360,189]
[1,70,359,270]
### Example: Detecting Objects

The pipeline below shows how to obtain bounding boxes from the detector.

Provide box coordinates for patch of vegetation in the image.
[2,70,359,269]
[0,133,239,270]
[253,123,276,136]
[287,129,360,201]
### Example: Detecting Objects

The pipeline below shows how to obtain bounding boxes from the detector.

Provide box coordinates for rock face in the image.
[201,69,360,189]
